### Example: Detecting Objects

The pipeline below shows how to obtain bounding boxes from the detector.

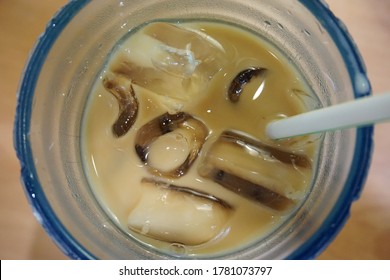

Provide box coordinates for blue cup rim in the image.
[289,0,373,259]
[14,0,94,260]
[14,0,373,260]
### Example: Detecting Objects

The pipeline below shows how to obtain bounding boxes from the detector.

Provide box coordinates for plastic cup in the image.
[14,0,373,259]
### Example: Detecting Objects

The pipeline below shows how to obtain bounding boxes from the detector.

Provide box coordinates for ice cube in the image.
[102,73,139,137]
[151,44,200,79]
[110,22,226,113]
[198,130,312,211]
[134,112,209,178]
[127,178,232,245]
[142,22,226,77]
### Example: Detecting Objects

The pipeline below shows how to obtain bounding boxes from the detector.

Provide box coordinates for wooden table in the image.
[1,0,389,260]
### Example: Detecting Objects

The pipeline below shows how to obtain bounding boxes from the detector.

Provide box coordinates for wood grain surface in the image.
[0,0,389,260]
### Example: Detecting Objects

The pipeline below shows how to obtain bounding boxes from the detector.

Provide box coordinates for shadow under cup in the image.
[14,0,373,259]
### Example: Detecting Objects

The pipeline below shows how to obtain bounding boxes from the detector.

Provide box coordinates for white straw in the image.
[266,93,390,140]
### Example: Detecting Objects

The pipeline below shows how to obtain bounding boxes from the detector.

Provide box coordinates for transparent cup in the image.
[14,0,373,259]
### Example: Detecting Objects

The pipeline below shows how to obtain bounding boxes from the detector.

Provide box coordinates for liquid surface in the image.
[81,20,320,257]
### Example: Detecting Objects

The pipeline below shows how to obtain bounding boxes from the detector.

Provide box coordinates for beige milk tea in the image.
[81,20,320,257]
